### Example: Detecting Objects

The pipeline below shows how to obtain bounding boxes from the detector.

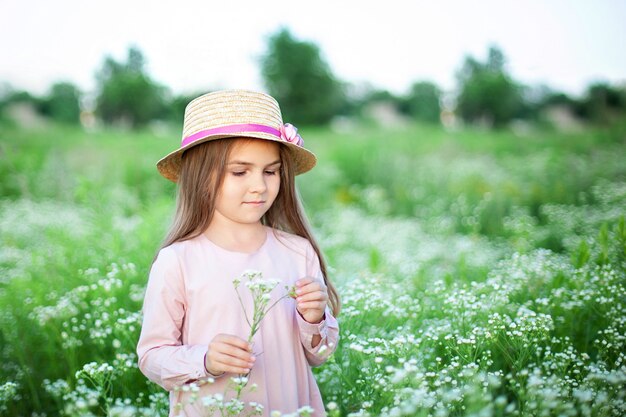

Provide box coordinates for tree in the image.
[456,46,525,128]
[261,29,344,125]
[95,46,167,128]
[402,81,441,123]
[579,82,626,124]
[41,82,81,124]
[0,88,46,124]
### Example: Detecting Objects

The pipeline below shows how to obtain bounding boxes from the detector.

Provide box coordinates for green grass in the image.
[0,121,625,416]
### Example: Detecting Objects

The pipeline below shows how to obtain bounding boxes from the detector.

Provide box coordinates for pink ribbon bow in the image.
[280,123,304,147]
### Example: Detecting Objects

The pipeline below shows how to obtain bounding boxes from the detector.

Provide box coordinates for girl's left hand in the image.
[295,277,328,324]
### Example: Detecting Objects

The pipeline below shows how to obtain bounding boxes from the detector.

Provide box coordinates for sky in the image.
[1,0,625,98]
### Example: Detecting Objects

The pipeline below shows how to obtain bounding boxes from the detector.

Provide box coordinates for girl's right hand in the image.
[205,334,256,376]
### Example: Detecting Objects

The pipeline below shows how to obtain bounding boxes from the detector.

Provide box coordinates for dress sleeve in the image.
[136,247,214,391]
[296,243,340,367]
[296,307,340,367]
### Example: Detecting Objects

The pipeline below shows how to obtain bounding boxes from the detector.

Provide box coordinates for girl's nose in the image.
[249,173,267,193]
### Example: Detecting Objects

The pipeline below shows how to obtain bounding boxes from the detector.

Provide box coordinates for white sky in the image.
[1,0,625,98]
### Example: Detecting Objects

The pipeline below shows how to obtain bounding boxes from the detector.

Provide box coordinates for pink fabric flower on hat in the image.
[280,123,304,147]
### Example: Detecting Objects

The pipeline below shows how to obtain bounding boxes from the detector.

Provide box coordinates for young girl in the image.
[137,90,340,417]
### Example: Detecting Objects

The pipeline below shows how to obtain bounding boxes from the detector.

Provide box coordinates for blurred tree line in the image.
[0,82,81,125]
[95,47,168,127]
[1,29,625,130]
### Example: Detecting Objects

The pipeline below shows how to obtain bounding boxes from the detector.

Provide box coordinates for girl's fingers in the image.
[296,277,327,291]
[212,342,254,362]
[296,277,314,287]
[296,291,328,303]
[207,349,254,375]
[221,365,251,374]
[295,279,328,314]
[211,351,255,372]
[297,300,326,311]
[213,334,253,352]
[208,360,251,375]
[213,345,255,363]
[296,281,327,297]
[207,334,255,374]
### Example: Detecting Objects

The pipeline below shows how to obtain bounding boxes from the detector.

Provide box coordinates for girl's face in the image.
[213,139,281,228]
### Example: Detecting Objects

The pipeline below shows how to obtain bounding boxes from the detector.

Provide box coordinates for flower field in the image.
[0,121,625,416]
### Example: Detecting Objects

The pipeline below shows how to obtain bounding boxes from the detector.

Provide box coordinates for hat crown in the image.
[157,89,317,182]
[182,90,284,142]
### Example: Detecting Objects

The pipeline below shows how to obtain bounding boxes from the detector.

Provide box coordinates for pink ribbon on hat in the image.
[181,123,304,148]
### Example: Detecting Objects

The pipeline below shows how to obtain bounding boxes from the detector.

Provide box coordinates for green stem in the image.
[235,288,252,328]
[264,294,291,316]
[231,281,293,407]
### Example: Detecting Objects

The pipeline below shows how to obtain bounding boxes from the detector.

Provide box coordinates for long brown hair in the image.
[157,138,340,316]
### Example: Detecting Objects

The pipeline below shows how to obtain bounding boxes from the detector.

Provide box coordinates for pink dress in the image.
[137,227,339,417]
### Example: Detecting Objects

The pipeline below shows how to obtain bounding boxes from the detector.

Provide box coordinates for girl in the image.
[137,90,340,417]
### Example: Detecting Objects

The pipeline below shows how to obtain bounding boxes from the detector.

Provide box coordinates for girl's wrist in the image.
[203,352,225,377]
[310,313,325,324]
[299,310,325,324]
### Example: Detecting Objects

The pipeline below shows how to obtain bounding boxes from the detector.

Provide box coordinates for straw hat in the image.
[157,90,317,182]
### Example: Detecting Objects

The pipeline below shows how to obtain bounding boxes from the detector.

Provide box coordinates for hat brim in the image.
[157,132,317,182]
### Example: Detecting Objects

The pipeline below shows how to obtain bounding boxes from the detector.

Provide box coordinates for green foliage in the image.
[1,122,625,416]
[95,46,167,128]
[456,46,525,128]
[261,28,344,125]
[40,82,81,124]
[579,82,626,124]
[402,81,441,123]
[346,87,404,121]
[301,123,625,241]
[536,82,626,129]
[0,89,46,114]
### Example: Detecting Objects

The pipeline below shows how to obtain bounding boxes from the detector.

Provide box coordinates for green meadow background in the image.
[0,120,625,416]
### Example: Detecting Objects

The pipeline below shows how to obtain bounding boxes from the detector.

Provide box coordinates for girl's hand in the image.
[205,334,255,376]
[295,277,328,324]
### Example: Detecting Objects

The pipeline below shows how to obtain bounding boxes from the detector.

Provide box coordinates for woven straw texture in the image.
[157,90,317,182]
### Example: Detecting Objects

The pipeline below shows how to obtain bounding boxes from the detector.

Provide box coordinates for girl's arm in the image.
[295,243,340,367]
[136,247,214,390]
[297,306,339,367]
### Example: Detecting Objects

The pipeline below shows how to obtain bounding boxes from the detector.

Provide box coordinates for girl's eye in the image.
[232,171,246,177]
[264,170,277,176]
